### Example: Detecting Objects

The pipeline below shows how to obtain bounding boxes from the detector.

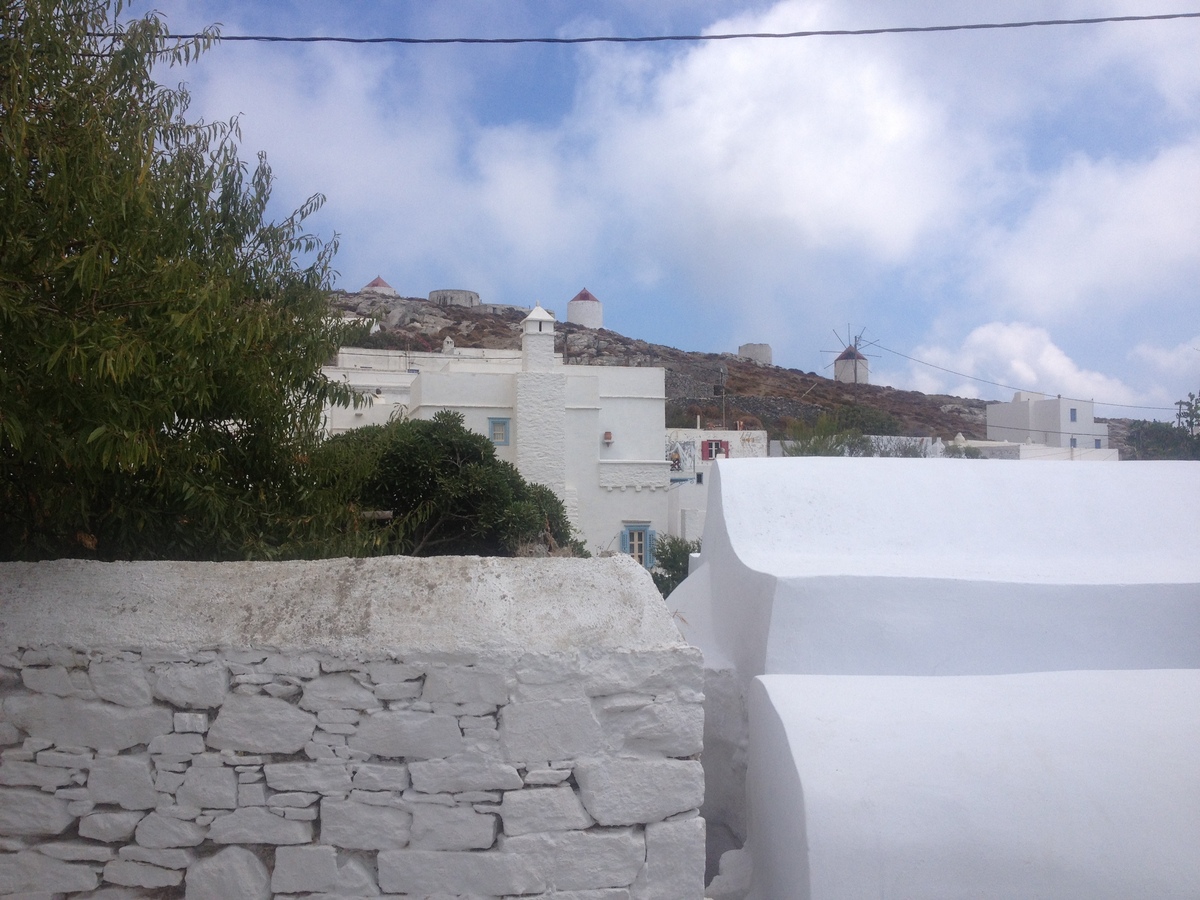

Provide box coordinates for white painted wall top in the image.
[0,556,683,657]
[706,458,1200,584]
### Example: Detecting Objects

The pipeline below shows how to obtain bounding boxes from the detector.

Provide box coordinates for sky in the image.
[133,1,1199,418]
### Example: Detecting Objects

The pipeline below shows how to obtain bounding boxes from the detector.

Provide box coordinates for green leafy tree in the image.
[651,535,701,599]
[1,0,357,559]
[323,411,583,557]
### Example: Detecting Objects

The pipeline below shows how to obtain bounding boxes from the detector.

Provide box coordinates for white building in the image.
[833,345,869,384]
[566,287,604,329]
[987,391,1110,450]
[323,306,671,564]
[665,427,769,540]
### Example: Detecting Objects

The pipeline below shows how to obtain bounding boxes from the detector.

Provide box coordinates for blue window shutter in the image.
[619,529,630,554]
[646,530,657,569]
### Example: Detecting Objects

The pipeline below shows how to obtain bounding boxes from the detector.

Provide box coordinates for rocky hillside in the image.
[331,291,990,439]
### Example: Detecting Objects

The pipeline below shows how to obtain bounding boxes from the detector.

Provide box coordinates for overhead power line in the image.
[875,344,1177,412]
[99,11,1200,47]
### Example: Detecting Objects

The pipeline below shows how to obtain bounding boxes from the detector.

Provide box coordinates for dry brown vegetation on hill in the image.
[331,292,989,440]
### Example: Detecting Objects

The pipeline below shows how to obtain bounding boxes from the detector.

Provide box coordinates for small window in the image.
[488,418,510,446]
[696,472,704,485]
[1070,437,1078,448]
[701,440,730,461]
[620,525,656,569]
[1070,408,1077,422]
[1094,439,1101,449]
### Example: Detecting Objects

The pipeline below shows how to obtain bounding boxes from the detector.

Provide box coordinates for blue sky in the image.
[138,1,1199,417]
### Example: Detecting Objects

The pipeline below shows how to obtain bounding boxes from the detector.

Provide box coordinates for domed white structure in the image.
[567,288,604,329]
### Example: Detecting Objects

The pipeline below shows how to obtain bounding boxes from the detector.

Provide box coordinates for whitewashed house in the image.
[665,427,769,541]
[323,306,671,563]
[987,391,1110,451]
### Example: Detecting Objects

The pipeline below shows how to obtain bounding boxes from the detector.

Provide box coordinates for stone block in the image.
[374,680,423,700]
[524,766,573,785]
[300,674,381,712]
[267,791,319,808]
[261,654,322,679]
[367,661,423,683]
[0,722,19,746]
[88,660,153,708]
[409,752,523,793]
[133,811,207,848]
[238,781,267,807]
[422,666,510,705]
[271,845,339,893]
[574,758,704,825]
[0,788,74,835]
[501,828,645,891]
[319,798,412,850]
[174,712,208,733]
[20,665,78,696]
[88,754,158,810]
[500,785,593,835]
[37,748,93,768]
[186,846,270,900]
[378,848,546,895]
[102,859,183,888]
[264,762,352,794]
[0,761,75,790]
[0,849,100,893]
[348,710,462,759]
[206,807,312,844]
[77,810,145,842]
[176,765,238,809]
[500,699,603,762]
[630,816,706,900]
[582,649,705,697]
[152,661,228,709]
[147,732,205,761]
[317,708,360,724]
[603,701,704,757]
[410,804,498,850]
[118,845,194,868]
[36,840,115,861]
[206,695,315,754]
[331,856,380,895]
[4,695,172,752]
[351,762,409,791]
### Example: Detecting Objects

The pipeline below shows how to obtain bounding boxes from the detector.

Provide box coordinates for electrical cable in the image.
[94,11,1200,47]
[873,343,1178,412]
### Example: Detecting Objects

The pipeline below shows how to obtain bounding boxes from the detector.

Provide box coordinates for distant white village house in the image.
[324,296,672,561]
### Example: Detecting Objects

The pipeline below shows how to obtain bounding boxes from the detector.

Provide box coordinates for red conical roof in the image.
[363,276,393,290]
[570,288,600,303]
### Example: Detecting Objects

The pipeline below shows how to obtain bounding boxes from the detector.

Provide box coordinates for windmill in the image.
[823,326,878,386]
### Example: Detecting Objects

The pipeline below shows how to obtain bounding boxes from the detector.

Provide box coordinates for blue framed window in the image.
[620,524,656,568]
[1070,408,1077,422]
[1094,439,1101,449]
[1070,437,1078,448]
[488,418,510,446]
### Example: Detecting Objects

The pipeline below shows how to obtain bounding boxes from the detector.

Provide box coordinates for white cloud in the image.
[1131,335,1200,382]
[896,323,1140,404]
[974,140,1200,323]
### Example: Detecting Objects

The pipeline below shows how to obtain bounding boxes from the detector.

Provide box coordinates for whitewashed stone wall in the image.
[0,556,705,899]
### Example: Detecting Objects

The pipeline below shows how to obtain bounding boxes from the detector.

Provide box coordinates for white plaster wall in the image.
[0,557,706,898]
[670,457,1200,885]
[516,372,568,498]
[749,671,1200,900]
[567,298,603,329]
